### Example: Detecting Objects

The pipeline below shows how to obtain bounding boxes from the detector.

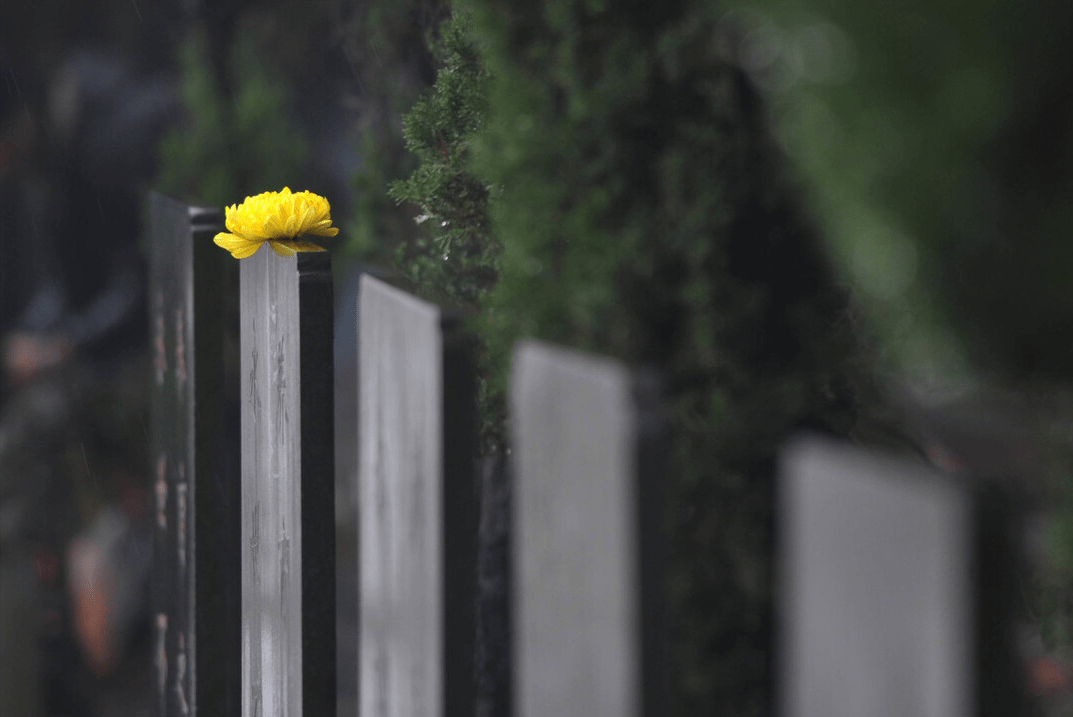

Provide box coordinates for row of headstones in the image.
[149,194,1020,717]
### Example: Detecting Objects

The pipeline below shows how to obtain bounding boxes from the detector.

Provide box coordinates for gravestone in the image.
[240,249,335,717]
[149,192,241,717]
[779,436,1022,717]
[357,275,477,717]
[334,268,364,717]
[510,341,663,717]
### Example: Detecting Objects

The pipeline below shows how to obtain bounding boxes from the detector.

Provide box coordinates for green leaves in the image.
[390,11,497,309]
[391,10,504,452]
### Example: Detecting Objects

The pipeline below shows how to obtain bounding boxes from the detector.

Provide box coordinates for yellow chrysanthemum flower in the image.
[213,187,339,259]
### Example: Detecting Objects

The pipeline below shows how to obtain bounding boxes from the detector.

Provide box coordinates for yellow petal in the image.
[219,188,337,246]
[284,211,299,237]
[231,241,265,259]
[215,233,260,252]
[288,240,328,252]
[268,240,298,257]
[304,222,340,237]
[270,239,327,255]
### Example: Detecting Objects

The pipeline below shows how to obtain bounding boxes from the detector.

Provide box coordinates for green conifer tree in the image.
[391,11,505,452]
[336,0,448,267]
[390,12,497,309]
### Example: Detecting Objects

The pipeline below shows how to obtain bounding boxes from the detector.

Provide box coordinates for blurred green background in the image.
[3,0,1072,714]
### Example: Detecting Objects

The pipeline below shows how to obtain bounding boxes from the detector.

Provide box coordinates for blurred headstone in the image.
[240,249,335,717]
[476,452,512,717]
[780,436,1022,717]
[149,193,240,716]
[510,341,663,717]
[357,275,477,717]
[334,267,363,717]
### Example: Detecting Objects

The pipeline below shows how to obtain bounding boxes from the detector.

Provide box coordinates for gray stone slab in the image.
[511,341,657,717]
[357,275,477,717]
[148,192,240,717]
[240,249,335,717]
[779,437,973,717]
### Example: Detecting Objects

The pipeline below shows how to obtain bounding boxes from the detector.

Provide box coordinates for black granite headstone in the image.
[356,275,477,717]
[149,192,240,717]
[240,249,335,717]
[510,341,663,717]
[779,437,1022,717]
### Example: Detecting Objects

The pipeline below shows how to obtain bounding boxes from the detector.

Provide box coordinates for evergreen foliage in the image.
[336,0,449,268]
[391,12,505,454]
[390,13,497,308]
[454,0,875,713]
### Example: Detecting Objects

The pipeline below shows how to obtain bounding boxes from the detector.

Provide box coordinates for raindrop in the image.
[80,442,95,482]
